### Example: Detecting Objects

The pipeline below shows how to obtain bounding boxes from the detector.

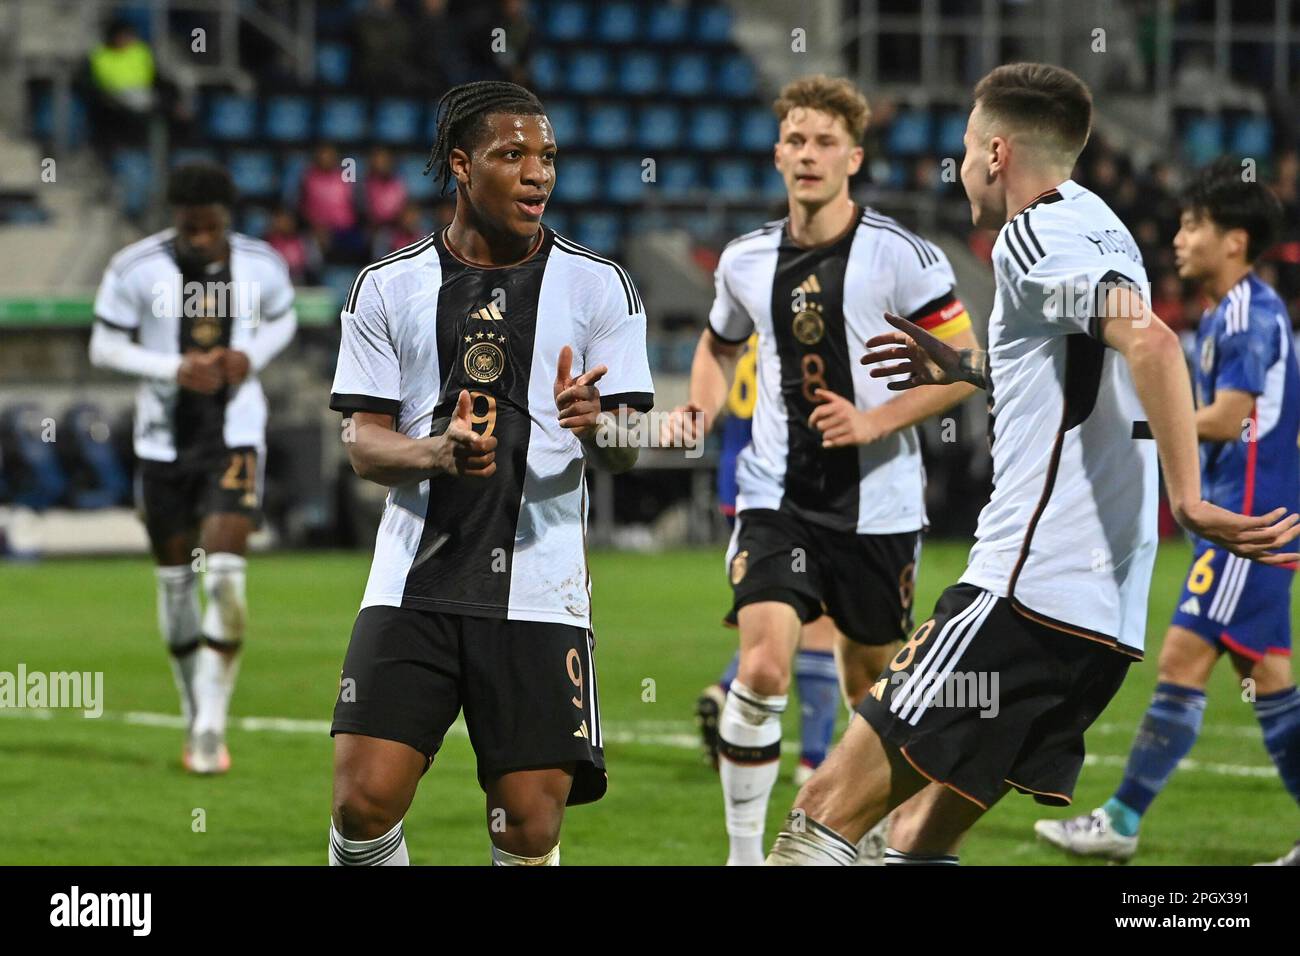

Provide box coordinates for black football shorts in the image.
[724,508,919,646]
[857,583,1133,809]
[137,446,262,543]
[331,606,607,805]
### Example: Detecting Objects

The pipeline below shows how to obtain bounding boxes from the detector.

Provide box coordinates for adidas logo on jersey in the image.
[573,720,590,739]
[798,273,822,295]
[470,302,505,322]
[1179,596,1201,616]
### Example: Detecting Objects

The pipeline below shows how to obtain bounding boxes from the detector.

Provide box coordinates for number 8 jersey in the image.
[707,206,972,534]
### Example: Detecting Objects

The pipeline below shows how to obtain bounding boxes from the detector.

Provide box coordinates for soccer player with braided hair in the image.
[327,81,653,866]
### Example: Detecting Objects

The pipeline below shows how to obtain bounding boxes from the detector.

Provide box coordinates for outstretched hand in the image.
[1178,502,1300,566]
[860,312,963,390]
[554,345,608,440]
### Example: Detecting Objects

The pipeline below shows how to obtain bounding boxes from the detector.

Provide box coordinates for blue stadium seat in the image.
[546,1,590,41]
[759,164,787,200]
[689,105,733,152]
[1182,114,1224,166]
[678,209,724,242]
[373,98,422,144]
[228,150,279,199]
[659,160,701,198]
[207,93,257,141]
[569,51,611,95]
[886,110,933,156]
[586,102,632,150]
[170,147,219,168]
[322,265,358,306]
[716,55,757,98]
[240,205,271,238]
[61,403,130,510]
[606,157,649,204]
[263,95,313,143]
[552,156,600,203]
[668,53,710,97]
[935,112,966,157]
[1230,115,1272,158]
[574,211,621,254]
[711,159,754,198]
[531,49,564,93]
[542,208,570,236]
[646,4,689,43]
[619,51,661,96]
[695,6,735,45]
[639,104,682,151]
[1,403,68,510]
[318,96,368,142]
[596,3,639,42]
[738,107,776,152]
[317,42,351,86]
[111,149,153,219]
[546,100,583,147]
[280,151,311,203]
[398,153,439,200]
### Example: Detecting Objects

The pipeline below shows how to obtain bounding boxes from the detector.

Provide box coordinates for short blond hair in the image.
[773,75,871,142]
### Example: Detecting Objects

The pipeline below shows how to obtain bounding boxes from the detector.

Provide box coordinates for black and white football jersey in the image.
[330,227,654,629]
[91,228,297,464]
[960,179,1158,656]
[708,206,973,534]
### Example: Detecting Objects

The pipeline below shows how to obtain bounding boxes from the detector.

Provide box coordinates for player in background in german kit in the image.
[767,63,1300,867]
[327,82,653,866]
[1035,161,1300,866]
[88,162,298,775]
[696,335,843,794]
[661,75,981,866]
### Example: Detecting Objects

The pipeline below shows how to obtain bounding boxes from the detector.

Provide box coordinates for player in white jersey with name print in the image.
[327,82,652,867]
[89,162,297,775]
[662,75,981,866]
[767,63,1300,866]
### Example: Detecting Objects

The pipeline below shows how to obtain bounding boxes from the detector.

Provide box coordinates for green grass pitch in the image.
[1,540,1295,865]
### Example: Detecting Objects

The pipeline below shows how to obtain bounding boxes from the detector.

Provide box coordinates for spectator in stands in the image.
[81,19,156,160]
[354,0,413,94]
[266,206,318,285]
[410,0,468,95]
[373,202,426,258]
[363,147,408,232]
[299,144,362,263]
[464,0,533,85]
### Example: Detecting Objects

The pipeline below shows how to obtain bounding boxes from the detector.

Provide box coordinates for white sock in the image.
[194,553,246,738]
[329,819,409,866]
[766,813,858,866]
[718,680,786,866]
[883,848,959,865]
[155,565,201,728]
[491,844,560,866]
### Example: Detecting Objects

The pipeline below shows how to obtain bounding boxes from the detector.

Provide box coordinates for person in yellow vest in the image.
[83,19,156,157]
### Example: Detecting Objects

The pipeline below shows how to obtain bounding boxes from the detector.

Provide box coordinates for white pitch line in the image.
[0,707,1280,779]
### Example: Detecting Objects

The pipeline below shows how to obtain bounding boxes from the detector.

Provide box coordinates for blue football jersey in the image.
[1194,273,1300,517]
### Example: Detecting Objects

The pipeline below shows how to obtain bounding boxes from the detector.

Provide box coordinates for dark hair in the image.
[166,161,236,208]
[423,80,546,193]
[1180,158,1282,262]
[973,63,1092,163]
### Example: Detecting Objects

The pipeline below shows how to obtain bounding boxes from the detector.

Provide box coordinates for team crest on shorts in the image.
[464,337,505,383]
[730,549,749,585]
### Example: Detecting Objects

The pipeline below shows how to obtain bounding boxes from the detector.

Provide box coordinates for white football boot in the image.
[1034,808,1137,862]
[1254,840,1300,866]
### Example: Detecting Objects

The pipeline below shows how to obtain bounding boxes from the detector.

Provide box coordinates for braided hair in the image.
[424,81,547,193]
